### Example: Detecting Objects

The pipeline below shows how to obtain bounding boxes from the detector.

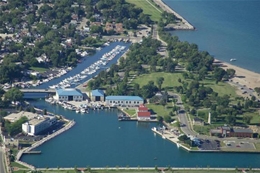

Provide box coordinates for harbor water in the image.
[165,0,260,73]
[21,100,260,168]
[36,42,130,89]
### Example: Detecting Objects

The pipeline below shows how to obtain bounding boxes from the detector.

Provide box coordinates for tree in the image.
[156,77,164,90]
[254,87,260,94]
[157,115,163,122]
[243,115,253,124]
[226,68,236,79]
[225,114,236,125]
[4,88,23,102]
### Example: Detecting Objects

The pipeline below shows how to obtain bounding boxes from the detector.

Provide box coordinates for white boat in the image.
[80,108,86,113]
[76,109,80,113]
[230,58,236,62]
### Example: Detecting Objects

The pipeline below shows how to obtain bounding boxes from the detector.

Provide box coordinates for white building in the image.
[22,115,57,136]
[54,88,83,101]
[105,96,143,107]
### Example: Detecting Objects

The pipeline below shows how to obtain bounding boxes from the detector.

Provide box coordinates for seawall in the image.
[16,119,75,170]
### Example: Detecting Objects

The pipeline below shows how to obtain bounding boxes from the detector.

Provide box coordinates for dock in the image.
[151,127,190,151]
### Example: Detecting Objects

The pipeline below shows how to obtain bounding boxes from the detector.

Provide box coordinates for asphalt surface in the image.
[0,147,6,173]
[173,94,197,137]
[228,80,258,99]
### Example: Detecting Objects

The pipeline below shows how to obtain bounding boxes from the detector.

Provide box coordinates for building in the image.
[3,111,39,123]
[22,115,57,136]
[210,126,253,138]
[193,117,204,126]
[105,96,143,107]
[91,89,105,101]
[54,88,83,101]
[137,104,151,121]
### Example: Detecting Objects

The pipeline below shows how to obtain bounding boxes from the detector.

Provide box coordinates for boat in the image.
[230,58,236,62]
[75,109,80,113]
[80,108,86,113]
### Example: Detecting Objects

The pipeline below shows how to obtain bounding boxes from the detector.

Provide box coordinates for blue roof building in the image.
[55,88,83,101]
[105,96,143,107]
[91,89,105,101]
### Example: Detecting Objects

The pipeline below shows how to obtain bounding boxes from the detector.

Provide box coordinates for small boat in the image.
[80,108,86,113]
[230,58,236,62]
[76,109,80,113]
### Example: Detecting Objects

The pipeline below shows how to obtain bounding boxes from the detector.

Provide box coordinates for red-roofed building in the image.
[137,104,151,121]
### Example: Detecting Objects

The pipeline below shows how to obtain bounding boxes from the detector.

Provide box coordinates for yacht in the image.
[230,58,236,62]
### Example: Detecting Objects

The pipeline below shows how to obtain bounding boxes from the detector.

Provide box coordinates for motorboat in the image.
[230,58,236,62]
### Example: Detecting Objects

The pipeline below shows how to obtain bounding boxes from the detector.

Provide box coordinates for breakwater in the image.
[16,119,75,169]
[153,0,195,30]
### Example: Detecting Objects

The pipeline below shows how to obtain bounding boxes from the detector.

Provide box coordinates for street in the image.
[0,147,6,173]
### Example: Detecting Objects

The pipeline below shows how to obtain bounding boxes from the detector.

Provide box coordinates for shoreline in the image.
[153,0,195,30]
[215,59,260,90]
[152,0,260,91]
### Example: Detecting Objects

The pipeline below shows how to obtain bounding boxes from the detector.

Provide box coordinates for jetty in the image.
[23,151,41,154]
[16,119,76,169]
[153,0,195,30]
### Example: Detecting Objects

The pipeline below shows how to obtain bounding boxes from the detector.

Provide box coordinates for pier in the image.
[23,151,41,154]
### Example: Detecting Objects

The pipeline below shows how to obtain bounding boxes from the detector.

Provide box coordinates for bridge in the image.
[20,88,56,93]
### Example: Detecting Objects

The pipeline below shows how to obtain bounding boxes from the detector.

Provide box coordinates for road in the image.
[173,94,197,137]
[0,147,6,173]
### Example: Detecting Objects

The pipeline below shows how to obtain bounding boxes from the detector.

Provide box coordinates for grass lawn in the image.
[126,0,162,22]
[123,108,136,117]
[132,72,183,91]
[202,80,238,98]
[11,162,29,169]
[245,111,260,124]
[146,102,173,117]
[30,66,48,73]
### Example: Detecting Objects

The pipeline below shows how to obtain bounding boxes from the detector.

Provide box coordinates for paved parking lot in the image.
[223,140,255,150]
[199,139,220,151]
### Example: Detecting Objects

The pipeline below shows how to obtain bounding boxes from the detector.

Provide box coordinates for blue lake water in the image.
[20,12,260,167]
[21,100,260,168]
[164,0,260,73]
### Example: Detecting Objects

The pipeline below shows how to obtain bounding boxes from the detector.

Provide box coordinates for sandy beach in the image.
[217,60,260,89]
[152,0,260,90]
[153,0,195,30]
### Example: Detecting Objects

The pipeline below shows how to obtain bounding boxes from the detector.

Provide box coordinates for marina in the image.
[48,45,126,89]
[34,42,130,90]
[20,100,260,168]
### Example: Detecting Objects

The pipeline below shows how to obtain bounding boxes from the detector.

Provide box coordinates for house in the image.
[105,96,143,107]
[210,126,253,138]
[193,117,204,126]
[54,88,83,101]
[105,22,114,32]
[137,104,151,121]
[22,115,56,136]
[90,89,105,101]
[115,23,124,33]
